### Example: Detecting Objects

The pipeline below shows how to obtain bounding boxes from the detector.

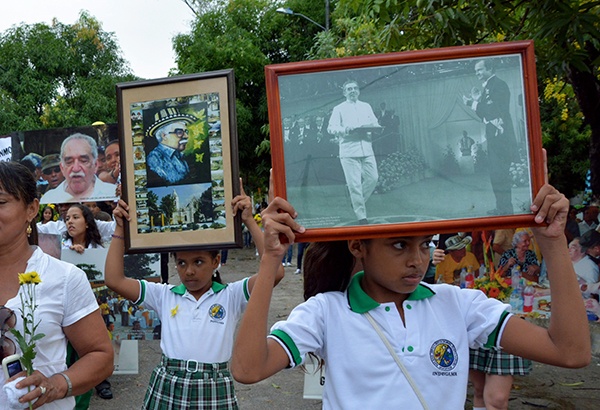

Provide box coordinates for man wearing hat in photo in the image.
[41,133,118,204]
[41,153,66,191]
[435,234,481,285]
[146,107,198,186]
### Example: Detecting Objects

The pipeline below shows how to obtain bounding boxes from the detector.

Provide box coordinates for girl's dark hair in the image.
[64,204,104,248]
[303,241,356,301]
[96,201,114,214]
[171,250,223,284]
[40,205,57,222]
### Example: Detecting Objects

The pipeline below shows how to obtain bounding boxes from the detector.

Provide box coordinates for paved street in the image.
[91,247,600,409]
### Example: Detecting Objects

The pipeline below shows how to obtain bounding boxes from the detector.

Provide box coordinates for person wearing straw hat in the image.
[434,234,480,285]
[146,107,198,186]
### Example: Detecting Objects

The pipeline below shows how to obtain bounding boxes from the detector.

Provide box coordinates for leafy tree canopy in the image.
[173,0,332,192]
[311,0,599,199]
[0,11,136,134]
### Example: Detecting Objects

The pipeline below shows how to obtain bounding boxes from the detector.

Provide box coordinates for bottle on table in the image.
[523,282,535,313]
[511,264,522,291]
[459,268,467,289]
[509,286,523,313]
[465,267,474,289]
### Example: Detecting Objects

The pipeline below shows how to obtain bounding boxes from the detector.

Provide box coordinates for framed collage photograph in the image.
[266,40,545,241]
[116,70,240,253]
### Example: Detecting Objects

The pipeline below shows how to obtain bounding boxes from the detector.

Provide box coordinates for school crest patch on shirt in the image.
[209,303,226,321]
[429,339,458,371]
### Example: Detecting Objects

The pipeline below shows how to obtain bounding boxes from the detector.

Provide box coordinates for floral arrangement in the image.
[10,272,45,409]
[474,268,512,301]
[474,232,512,301]
[376,149,427,193]
[509,159,529,188]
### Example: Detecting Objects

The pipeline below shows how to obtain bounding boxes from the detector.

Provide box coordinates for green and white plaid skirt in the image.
[142,355,239,409]
[469,347,532,375]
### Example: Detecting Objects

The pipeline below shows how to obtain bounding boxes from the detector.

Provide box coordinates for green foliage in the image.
[76,263,104,281]
[0,12,135,134]
[173,0,332,192]
[160,194,177,222]
[173,0,272,191]
[540,78,591,198]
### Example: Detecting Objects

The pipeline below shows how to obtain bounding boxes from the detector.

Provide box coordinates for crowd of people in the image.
[2,128,597,410]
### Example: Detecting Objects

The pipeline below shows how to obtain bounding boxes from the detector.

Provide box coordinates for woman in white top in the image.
[62,204,104,253]
[0,161,112,409]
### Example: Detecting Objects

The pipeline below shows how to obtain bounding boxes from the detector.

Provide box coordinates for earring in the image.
[26,224,32,237]
[213,269,218,278]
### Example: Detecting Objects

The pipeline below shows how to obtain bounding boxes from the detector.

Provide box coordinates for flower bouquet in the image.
[10,271,45,410]
[475,232,512,301]
[474,267,512,301]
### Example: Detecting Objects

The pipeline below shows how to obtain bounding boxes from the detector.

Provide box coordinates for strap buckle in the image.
[185,360,200,373]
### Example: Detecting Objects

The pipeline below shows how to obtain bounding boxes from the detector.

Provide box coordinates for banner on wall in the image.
[0,135,11,162]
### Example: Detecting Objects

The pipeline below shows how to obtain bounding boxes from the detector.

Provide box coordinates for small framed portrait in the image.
[266,41,544,241]
[116,70,241,253]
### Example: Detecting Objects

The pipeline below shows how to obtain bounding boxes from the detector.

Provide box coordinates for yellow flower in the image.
[18,271,41,285]
[171,305,179,317]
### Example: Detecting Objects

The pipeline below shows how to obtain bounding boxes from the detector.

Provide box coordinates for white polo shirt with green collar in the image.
[136,278,250,363]
[269,271,510,410]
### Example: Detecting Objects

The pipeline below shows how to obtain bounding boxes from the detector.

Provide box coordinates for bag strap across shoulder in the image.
[364,311,430,410]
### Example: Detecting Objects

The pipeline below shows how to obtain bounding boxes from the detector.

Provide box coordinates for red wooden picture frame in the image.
[266,41,544,241]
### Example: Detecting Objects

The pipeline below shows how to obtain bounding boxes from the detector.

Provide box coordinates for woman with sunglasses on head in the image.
[0,161,113,409]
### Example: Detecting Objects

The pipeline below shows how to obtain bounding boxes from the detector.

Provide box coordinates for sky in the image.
[0,0,194,80]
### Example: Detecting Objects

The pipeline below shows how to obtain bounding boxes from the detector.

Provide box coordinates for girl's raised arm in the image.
[232,176,285,291]
[500,183,590,367]
[231,197,304,383]
[104,200,141,302]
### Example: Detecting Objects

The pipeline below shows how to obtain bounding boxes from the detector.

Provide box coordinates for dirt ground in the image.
[91,247,600,409]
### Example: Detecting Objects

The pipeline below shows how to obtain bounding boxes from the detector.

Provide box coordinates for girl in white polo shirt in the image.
[231,183,590,409]
[104,184,283,410]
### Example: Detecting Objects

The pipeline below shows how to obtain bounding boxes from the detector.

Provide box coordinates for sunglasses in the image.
[167,128,190,138]
[0,307,17,360]
[43,166,61,175]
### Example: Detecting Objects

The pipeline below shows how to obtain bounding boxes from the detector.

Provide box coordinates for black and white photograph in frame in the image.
[268,41,544,239]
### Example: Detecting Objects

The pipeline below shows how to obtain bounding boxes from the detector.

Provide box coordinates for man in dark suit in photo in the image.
[464,59,518,215]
